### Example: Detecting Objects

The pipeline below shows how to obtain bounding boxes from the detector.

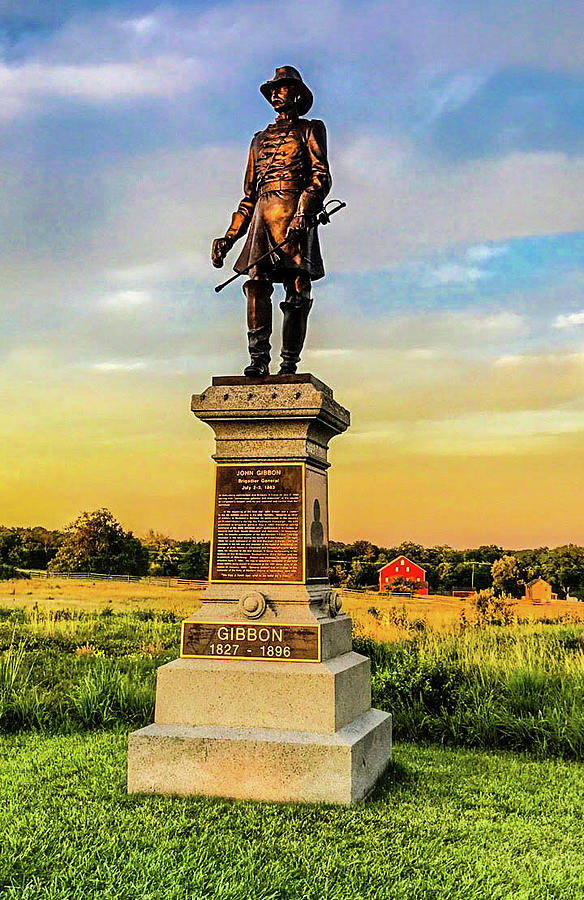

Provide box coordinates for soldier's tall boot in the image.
[278,275,313,375]
[243,278,273,377]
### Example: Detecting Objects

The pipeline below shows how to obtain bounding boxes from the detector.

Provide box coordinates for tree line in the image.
[0,509,209,580]
[1,510,583,598]
[330,540,584,599]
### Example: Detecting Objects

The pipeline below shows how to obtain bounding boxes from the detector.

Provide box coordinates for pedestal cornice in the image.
[191,374,350,468]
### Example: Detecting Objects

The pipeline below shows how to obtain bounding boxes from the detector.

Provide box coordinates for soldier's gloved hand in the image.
[285,215,308,240]
[211,237,233,268]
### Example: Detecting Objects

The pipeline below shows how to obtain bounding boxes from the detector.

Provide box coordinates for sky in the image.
[1,0,583,548]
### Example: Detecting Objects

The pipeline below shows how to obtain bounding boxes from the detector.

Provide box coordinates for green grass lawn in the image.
[1,732,583,900]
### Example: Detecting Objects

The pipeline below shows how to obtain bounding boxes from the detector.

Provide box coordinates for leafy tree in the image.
[491,555,522,598]
[142,530,173,550]
[177,541,210,579]
[351,541,378,558]
[541,545,584,599]
[448,560,492,592]
[20,527,63,569]
[330,540,380,566]
[372,551,389,566]
[149,542,180,576]
[0,529,24,567]
[328,564,347,586]
[396,541,425,562]
[472,545,504,564]
[515,547,548,586]
[49,509,148,575]
[347,558,378,588]
[436,559,456,592]
[0,526,63,570]
[0,564,30,580]
[142,531,180,576]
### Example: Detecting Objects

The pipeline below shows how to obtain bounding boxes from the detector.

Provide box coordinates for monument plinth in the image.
[127,375,392,804]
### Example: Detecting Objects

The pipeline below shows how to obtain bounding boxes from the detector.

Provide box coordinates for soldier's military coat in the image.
[227,117,331,282]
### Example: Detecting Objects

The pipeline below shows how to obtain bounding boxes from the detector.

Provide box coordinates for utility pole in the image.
[467,560,491,590]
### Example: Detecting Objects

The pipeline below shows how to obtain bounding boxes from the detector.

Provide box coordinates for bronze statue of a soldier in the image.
[211,66,332,377]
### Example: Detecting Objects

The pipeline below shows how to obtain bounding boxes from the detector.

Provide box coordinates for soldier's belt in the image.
[258,180,304,195]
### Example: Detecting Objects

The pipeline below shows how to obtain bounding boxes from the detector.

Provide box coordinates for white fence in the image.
[19,570,207,587]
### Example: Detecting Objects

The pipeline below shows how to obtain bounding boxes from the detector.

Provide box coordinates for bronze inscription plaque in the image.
[181,621,320,662]
[210,464,304,583]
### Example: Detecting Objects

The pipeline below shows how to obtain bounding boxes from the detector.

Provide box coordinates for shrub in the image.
[473,589,515,625]
[0,565,30,580]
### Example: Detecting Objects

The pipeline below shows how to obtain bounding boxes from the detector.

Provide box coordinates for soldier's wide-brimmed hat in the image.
[260,66,313,115]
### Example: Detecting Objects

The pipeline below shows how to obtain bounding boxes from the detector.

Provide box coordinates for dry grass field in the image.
[0,577,205,617]
[340,589,584,641]
[1,579,582,638]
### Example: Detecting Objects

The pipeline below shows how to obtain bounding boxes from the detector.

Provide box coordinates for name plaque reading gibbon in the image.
[181,621,320,662]
[210,463,305,583]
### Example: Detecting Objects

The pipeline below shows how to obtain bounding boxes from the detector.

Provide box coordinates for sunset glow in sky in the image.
[1,0,583,546]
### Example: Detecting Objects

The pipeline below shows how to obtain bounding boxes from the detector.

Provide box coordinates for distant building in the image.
[379,556,428,595]
[524,577,557,603]
[452,590,476,598]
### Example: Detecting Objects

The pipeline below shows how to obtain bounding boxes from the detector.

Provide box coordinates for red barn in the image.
[379,556,428,595]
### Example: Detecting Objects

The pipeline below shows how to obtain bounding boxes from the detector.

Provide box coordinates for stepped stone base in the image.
[154,651,370,733]
[127,708,392,805]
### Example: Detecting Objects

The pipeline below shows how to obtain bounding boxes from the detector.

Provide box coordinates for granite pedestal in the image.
[127,374,392,804]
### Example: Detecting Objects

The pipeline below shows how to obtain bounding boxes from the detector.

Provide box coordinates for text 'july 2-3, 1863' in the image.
[210,464,304,583]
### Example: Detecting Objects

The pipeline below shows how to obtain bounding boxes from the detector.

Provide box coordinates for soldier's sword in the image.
[214,199,346,294]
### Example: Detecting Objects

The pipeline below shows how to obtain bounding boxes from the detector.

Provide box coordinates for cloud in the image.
[368,414,584,464]
[476,311,525,333]
[419,67,584,161]
[309,332,584,438]
[303,305,530,413]
[1,0,584,544]
[494,349,584,367]
[493,355,527,368]
[0,0,582,132]
[0,57,204,119]
[124,14,159,36]
[403,348,443,360]
[92,361,146,372]
[427,263,488,285]
[333,140,584,270]
[554,310,584,329]
[0,5,582,284]
[363,407,584,457]
[108,253,208,287]
[100,289,152,309]
[427,71,490,121]
[466,243,509,262]
[309,348,354,358]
